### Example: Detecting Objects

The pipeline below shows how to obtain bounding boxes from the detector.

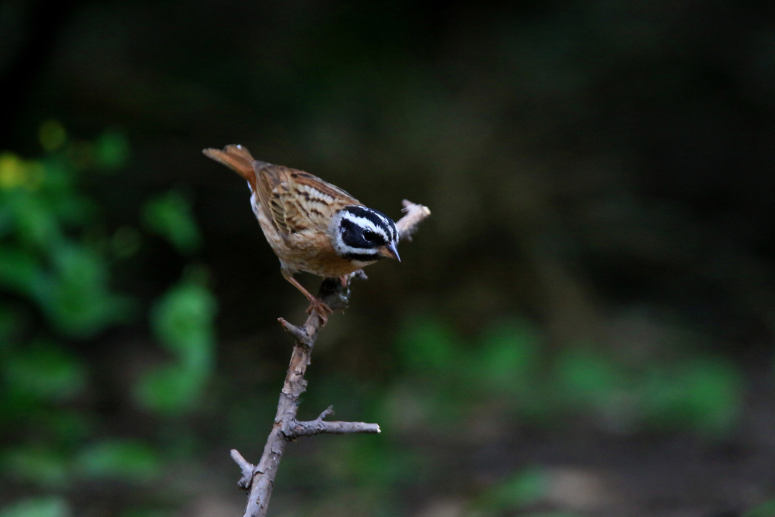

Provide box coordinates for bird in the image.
[202,144,400,322]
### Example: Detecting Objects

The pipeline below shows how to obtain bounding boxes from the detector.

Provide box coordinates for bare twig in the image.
[231,200,430,517]
[397,199,432,241]
[230,449,255,489]
[286,405,381,438]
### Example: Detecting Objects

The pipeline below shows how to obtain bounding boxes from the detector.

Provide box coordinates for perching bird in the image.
[203,144,400,322]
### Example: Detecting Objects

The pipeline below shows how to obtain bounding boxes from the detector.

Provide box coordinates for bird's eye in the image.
[363,230,380,242]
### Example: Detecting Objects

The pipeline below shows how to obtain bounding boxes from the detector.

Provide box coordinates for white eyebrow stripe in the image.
[341,213,389,240]
[338,242,378,256]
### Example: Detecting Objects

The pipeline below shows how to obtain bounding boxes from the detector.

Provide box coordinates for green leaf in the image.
[74,440,161,481]
[93,131,130,169]
[150,278,216,369]
[38,120,67,152]
[0,153,28,190]
[38,160,96,226]
[0,306,18,342]
[639,357,743,436]
[2,342,86,401]
[135,277,216,415]
[475,320,542,393]
[744,499,775,517]
[40,245,130,337]
[0,248,47,298]
[8,192,61,249]
[0,497,70,517]
[35,409,94,445]
[395,317,462,372]
[142,192,201,253]
[475,467,548,512]
[1,447,69,488]
[133,364,205,415]
[553,348,625,409]
[336,439,415,488]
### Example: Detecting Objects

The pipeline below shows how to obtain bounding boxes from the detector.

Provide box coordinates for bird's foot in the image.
[305,297,333,324]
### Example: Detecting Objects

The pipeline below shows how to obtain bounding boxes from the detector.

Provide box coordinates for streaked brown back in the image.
[252,161,361,236]
[203,144,362,237]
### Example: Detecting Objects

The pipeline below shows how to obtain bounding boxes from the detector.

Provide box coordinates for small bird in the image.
[203,144,400,321]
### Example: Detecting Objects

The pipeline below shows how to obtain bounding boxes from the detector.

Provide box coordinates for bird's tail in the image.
[202,144,257,191]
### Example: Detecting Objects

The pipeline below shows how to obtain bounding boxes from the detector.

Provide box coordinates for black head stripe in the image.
[344,251,384,261]
[343,206,396,240]
[344,206,388,224]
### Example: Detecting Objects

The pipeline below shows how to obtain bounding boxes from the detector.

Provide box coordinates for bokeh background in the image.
[3,2,775,516]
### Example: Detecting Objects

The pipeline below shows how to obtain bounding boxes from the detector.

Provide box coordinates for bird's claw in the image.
[306,298,333,324]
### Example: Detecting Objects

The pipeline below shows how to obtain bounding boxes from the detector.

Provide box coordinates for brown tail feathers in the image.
[202,144,257,191]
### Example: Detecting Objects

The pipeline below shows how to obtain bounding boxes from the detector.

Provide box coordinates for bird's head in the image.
[331,206,400,264]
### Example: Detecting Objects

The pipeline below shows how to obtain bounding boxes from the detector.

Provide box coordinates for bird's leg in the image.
[340,269,367,287]
[281,271,333,323]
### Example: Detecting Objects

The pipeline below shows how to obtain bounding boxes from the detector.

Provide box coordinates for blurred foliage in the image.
[0,125,215,513]
[0,148,130,337]
[134,273,216,414]
[286,315,749,515]
[388,317,744,436]
[520,513,581,517]
[638,357,743,436]
[119,510,170,517]
[73,439,161,481]
[471,467,548,515]
[142,192,202,255]
[0,497,70,517]
[745,499,775,517]
[2,341,86,401]
[1,446,70,488]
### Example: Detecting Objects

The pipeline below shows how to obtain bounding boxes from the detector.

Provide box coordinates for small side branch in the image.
[276,317,311,346]
[232,198,429,517]
[397,199,431,241]
[288,419,381,437]
[230,449,255,489]
[284,406,381,438]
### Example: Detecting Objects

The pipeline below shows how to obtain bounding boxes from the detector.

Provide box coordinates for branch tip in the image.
[230,448,255,489]
[318,405,335,420]
[277,317,311,345]
[396,199,431,241]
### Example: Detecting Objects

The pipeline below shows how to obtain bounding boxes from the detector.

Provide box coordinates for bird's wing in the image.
[254,161,361,236]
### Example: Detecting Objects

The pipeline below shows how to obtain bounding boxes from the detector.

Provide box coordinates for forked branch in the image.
[231,199,430,517]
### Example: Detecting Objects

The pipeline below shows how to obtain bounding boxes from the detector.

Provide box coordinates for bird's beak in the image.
[378,242,401,262]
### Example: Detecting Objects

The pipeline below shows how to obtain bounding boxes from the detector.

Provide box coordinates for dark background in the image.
[2,1,775,516]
